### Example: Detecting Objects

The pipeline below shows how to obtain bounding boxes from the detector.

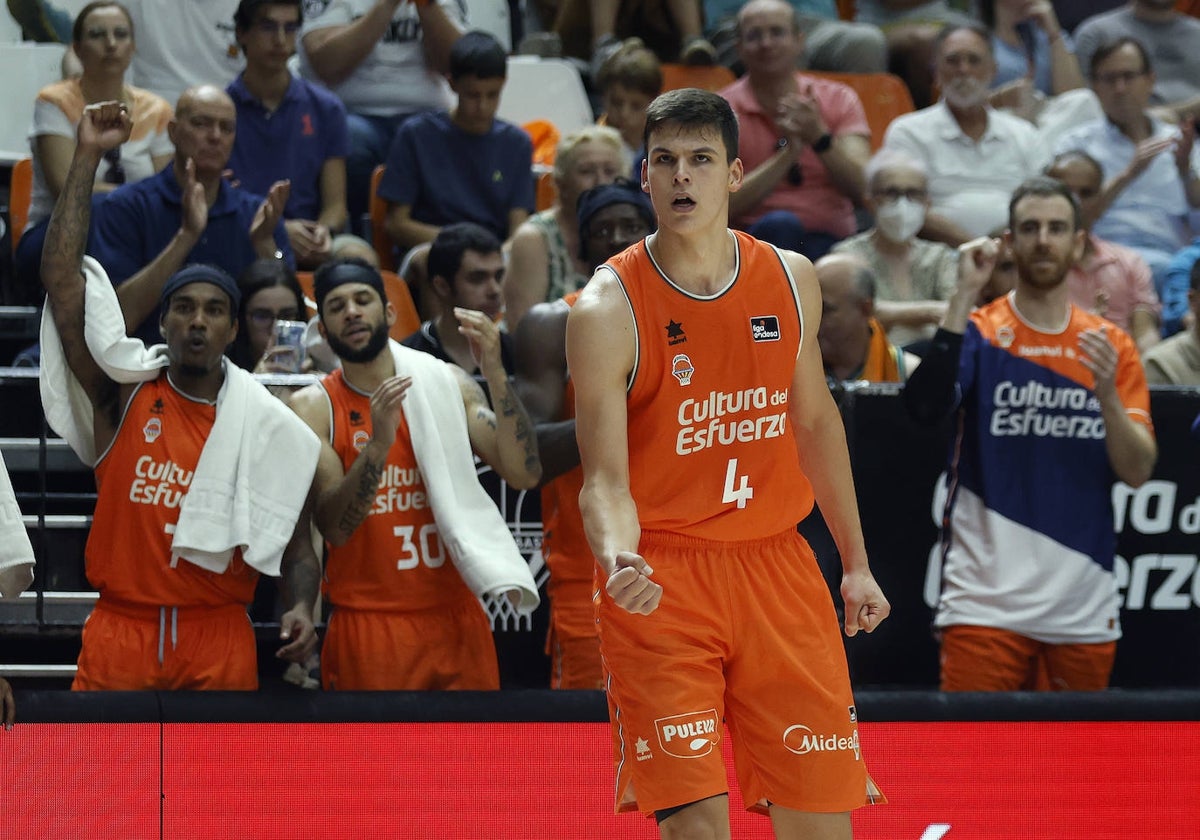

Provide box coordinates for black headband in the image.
[313,262,387,314]
[160,264,241,310]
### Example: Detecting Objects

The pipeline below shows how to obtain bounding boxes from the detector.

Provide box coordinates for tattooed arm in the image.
[287,377,411,545]
[42,102,132,452]
[454,309,541,489]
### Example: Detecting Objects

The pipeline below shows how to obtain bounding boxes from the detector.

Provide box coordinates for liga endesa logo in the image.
[654,709,720,758]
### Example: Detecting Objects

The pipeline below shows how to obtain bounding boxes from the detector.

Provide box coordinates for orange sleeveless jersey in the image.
[321,369,476,611]
[541,291,593,585]
[606,231,814,540]
[88,376,258,607]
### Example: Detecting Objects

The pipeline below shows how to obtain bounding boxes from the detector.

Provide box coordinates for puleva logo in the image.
[671,354,695,386]
[655,709,720,758]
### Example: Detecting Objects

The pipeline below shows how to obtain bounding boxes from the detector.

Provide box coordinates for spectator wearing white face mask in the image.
[832,149,959,348]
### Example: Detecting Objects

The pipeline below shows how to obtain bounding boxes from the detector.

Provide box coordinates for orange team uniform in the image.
[597,231,883,816]
[74,376,260,690]
[319,368,499,690]
[541,291,604,689]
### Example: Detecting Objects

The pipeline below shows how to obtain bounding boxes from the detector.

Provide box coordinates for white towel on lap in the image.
[0,450,35,599]
[391,341,539,612]
[39,257,320,577]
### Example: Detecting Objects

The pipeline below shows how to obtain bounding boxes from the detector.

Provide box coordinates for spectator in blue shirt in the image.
[380,30,534,255]
[227,0,349,269]
[89,83,292,343]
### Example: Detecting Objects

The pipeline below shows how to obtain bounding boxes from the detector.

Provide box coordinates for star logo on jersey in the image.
[149,398,164,415]
[750,315,781,342]
[492,170,504,183]
[996,326,1015,348]
[665,319,687,345]
[142,417,162,444]
[349,409,365,426]
[671,353,694,386]
[635,737,653,762]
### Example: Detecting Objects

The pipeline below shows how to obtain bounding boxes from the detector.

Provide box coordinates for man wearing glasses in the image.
[1053,36,1200,338]
[227,0,350,270]
[718,0,871,261]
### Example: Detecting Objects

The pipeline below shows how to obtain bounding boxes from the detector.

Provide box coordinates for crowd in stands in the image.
[1,0,1199,713]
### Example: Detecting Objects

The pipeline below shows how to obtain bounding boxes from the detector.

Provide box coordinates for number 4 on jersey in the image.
[722,458,754,509]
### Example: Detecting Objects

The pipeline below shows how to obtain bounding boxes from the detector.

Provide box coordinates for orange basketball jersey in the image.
[603,231,814,540]
[541,291,592,586]
[321,369,476,612]
[88,376,258,607]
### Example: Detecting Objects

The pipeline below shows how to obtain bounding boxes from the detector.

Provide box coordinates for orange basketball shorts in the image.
[321,597,500,690]
[546,579,603,690]
[597,528,883,816]
[939,624,1116,691]
[72,599,258,690]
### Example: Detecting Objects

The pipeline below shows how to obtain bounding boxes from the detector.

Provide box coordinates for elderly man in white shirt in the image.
[882,21,1045,246]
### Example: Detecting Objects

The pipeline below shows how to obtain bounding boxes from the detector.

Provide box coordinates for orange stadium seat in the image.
[659,63,736,93]
[381,269,421,339]
[805,71,914,151]
[369,164,396,271]
[524,119,561,212]
[295,268,419,342]
[9,157,32,256]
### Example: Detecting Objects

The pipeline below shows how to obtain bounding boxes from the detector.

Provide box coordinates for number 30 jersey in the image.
[604,230,815,541]
[321,369,474,612]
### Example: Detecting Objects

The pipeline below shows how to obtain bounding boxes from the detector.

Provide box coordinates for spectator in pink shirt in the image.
[719,0,870,260]
[1046,149,1162,354]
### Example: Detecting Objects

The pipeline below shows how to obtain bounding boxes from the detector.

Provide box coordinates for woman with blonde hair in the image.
[504,125,626,328]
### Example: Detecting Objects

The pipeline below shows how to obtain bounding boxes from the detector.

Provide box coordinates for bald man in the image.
[89,84,294,342]
[816,253,919,383]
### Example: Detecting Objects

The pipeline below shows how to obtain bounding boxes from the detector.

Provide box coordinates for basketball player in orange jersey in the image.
[288,258,541,690]
[514,180,656,690]
[566,88,890,838]
[42,103,321,690]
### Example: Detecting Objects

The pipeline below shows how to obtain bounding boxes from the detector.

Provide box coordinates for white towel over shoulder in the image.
[39,256,320,577]
[391,341,539,612]
[0,450,35,599]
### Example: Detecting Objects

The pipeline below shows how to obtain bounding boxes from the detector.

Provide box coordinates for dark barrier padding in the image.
[14,688,1200,724]
[5,378,1198,690]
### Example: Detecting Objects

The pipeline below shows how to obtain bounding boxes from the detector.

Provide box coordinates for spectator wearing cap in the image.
[511,177,656,692]
[89,83,294,344]
[227,0,349,270]
[41,101,322,691]
[576,179,656,272]
[504,126,626,331]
